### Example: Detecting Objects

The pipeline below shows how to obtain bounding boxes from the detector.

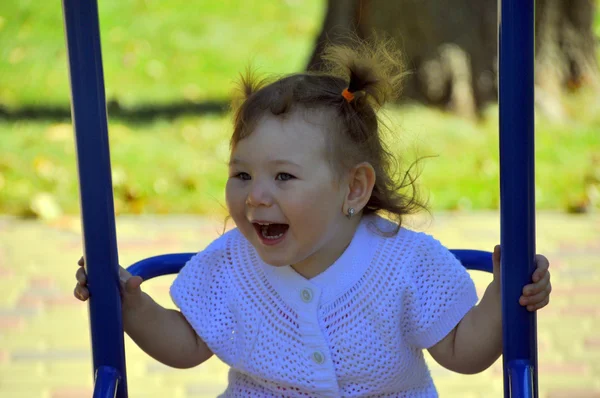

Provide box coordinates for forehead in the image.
[232,109,334,163]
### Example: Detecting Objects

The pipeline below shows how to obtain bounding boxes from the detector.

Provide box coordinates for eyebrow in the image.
[229,158,302,168]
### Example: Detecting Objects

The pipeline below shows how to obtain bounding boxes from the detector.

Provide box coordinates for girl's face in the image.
[226,109,351,276]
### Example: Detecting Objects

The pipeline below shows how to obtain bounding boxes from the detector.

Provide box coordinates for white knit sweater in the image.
[170,214,478,397]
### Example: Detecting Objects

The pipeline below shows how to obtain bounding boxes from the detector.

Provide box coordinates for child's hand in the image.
[520,253,551,312]
[74,256,144,307]
[492,245,552,312]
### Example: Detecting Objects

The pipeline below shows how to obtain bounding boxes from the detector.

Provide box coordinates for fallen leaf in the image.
[29,193,62,221]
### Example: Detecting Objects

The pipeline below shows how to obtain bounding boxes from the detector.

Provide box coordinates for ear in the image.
[344,162,376,215]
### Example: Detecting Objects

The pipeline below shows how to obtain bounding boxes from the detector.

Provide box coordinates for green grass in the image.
[0,115,231,217]
[1,92,598,218]
[1,0,599,218]
[0,0,323,108]
[386,93,600,213]
[2,0,597,110]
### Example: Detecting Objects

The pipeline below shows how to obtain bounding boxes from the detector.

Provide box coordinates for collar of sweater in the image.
[258,214,388,306]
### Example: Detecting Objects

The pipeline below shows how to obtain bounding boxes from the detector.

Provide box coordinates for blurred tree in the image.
[307,0,599,119]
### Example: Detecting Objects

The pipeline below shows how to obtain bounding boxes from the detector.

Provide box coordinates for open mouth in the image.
[252,222,289,244]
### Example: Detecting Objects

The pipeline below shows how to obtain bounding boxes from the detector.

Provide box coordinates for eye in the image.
[276,173,295,181]
[233,172,251,181]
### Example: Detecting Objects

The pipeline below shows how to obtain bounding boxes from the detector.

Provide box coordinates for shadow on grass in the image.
[0,100,231,123]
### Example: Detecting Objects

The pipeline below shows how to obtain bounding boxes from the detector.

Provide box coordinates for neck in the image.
[291,216,362,279]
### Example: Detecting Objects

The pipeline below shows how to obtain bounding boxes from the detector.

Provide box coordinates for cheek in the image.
[226,182,255,239]
[225,181,245,215]
[285,183,341,222]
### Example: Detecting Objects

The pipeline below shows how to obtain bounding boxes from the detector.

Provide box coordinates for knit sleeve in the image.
[169,232,237,362]
[402,233,479,349]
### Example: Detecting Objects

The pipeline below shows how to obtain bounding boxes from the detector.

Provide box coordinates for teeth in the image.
[260,226,284,240]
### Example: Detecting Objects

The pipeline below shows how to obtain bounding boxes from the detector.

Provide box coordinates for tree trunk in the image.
[307,0,599,119]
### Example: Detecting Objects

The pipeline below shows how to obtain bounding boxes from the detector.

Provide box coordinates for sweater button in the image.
[312,351,325,364]
[300,288,313,303]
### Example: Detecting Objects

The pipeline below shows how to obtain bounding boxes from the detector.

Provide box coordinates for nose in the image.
[246,181,273,208]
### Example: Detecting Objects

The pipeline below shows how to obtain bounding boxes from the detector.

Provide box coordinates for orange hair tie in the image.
[342,88,355,102]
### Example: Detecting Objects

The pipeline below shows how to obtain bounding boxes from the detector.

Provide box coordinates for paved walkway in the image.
[0,212,599,397]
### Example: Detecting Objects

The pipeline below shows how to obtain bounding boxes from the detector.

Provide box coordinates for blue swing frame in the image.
[61,0,538,397]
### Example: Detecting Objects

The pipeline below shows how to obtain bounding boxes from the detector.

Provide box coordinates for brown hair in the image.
[229,38,428,232]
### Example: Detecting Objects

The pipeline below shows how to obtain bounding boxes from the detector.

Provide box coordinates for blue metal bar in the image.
[508,360,535,398]
[450,250,493,273]
[128,253,196,280]
[93,366,121,398]
[498,1,538,397]
[61,0,128,397]
[127,250,493,283]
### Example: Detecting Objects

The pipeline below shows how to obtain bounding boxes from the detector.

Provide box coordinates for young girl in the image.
[74,40,552,397]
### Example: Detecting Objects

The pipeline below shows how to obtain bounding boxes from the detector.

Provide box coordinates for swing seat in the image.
[127,249,493,281]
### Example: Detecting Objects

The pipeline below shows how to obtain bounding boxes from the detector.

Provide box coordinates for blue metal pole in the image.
[61,1,128,397]
[498,1,538,397]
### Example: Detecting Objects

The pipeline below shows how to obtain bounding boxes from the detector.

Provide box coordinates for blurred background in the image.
[0,0,599,397]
